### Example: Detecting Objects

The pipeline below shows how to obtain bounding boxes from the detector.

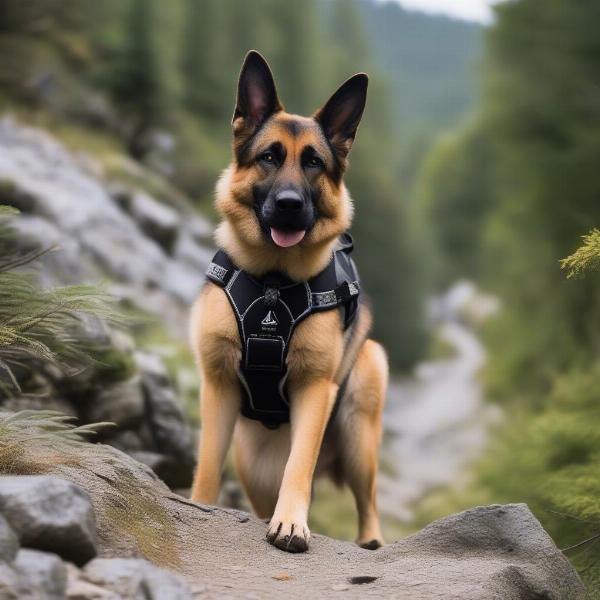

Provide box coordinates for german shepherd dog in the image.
[190,51,388,553]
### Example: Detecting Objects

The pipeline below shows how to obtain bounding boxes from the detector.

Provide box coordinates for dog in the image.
[190,50,388,554]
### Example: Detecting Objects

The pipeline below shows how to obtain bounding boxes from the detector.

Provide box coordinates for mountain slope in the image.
[359,0,483,131]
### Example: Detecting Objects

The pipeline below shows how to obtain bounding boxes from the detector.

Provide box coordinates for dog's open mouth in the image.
[270,227,306,248]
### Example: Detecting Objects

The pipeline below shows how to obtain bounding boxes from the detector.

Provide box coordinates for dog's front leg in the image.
[190,375,240,504]
[267,378,337,553]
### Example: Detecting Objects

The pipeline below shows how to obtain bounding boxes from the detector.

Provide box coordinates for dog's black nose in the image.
[275,190,303,212]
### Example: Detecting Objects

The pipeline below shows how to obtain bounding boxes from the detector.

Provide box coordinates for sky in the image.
[386,0,503,24]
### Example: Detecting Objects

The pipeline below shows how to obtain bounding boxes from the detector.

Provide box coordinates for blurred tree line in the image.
[415,0,600,587]
[0,0,485,371]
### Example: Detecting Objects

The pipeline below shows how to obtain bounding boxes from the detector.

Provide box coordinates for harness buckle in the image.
[336,280,360,303]
[264,286,280,308]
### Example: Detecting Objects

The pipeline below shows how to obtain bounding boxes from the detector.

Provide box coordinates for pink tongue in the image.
[270,228,306,248]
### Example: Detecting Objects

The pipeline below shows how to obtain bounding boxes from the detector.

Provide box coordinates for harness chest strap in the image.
[205,233,360,427]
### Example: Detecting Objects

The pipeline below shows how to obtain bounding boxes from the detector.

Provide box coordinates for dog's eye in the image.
[306,156,324,169]
[259,152,274,164]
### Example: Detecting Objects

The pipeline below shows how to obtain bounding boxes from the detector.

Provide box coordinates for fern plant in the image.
[0,206,116,393]
[0,409,111,472]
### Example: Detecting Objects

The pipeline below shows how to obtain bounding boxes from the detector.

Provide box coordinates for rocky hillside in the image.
[0,117,216,489]
[0,116,213,336]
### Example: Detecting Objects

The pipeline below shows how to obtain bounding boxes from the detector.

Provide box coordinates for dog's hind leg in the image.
[339,339,387,549]
[233,419,290,519]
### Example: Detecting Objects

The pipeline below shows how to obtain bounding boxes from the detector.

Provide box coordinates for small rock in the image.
[0,563,21,600]
[67,579,118,600]
[108,430,144,453]
[66,562,117,600]
[83,558,192,600]
[14,549,67,600]
[0,514,19,563]
[186,215,213,246]
[85,377,145,429]
[129,452,191,489]
[173,229,213,272]
[134,351,170,386]
[0,476,97,566]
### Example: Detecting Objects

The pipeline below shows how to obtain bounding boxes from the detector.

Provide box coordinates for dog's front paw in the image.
[266,517,310,553]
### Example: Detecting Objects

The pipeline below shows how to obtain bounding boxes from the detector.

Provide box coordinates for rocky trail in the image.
[0,447,585,599]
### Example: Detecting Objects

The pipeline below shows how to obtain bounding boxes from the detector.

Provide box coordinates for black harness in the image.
[206,233,360,427]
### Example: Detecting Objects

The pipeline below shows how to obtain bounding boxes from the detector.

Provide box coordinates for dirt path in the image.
[378,283,501,521]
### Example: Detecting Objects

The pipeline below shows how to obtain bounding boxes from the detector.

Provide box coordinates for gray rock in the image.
[108,430,144,453]
[65,562,119,600]
[84,377,145,429]
[136,352,195,477]
[134,351,170,386]
[0,563,21,600]
[0,118,213,335]
[0,395,77,419]
[0,476,97,566]
[129,452,192,490]
[83,558,191,600]
[10,215,90,288]
[66,579,118,600]
[127,192,180,253]
[0,515,18,563]
[173,228,213,272]
[14,549,67,600]
[186,214,213,246]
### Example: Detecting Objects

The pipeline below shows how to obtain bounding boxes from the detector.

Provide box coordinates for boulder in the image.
[0,515,18,563]
[14,549,67,600]
[24,443,583,600]
[83,558,191,600]
[0,563,21,600]
[135,351,195,476]
[83,377,145,429]
[126,192,180,253]
[0,476,97,566]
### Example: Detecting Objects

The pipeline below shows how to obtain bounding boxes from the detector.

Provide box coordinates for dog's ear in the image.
[233,51,283,129]
[314,73,368,157]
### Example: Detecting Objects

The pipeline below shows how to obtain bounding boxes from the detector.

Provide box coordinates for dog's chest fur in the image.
[193,283,344,388]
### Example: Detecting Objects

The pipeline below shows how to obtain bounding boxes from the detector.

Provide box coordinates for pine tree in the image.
[180,0,228,121]
[107,0,164,159]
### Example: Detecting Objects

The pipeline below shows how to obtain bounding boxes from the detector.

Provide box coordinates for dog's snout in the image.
[275,190,303,212]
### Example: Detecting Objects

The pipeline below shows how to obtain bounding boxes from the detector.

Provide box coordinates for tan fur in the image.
[190,58,387,552]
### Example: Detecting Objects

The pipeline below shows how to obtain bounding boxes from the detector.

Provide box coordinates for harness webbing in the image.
[205,233,361,427]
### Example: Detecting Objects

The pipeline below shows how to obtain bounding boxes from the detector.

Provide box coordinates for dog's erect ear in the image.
[233,51,282,129]
[314,73,368,156]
